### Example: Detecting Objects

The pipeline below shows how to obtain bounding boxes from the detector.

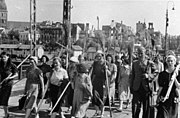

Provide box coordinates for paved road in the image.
[0,79,133,118]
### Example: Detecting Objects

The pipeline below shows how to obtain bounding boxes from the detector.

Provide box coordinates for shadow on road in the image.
[8,106,72,118]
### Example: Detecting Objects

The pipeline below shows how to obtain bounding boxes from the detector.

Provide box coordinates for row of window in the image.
[1,12,7,17]
[0,19,6,23]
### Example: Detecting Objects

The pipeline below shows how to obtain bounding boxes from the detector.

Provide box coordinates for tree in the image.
[7,29,20,41]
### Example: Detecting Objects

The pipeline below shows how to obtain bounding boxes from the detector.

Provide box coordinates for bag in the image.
[18,94,28,110]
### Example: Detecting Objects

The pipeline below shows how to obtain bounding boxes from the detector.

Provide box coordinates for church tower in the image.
[0,0,8,28]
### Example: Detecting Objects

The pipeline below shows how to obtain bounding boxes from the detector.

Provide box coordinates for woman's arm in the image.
[9,72,18,79]
[39,73,45,96]
[9,63,18,79]
[174,78,180,89]
[81,74,93,96]
[110,64,117,83]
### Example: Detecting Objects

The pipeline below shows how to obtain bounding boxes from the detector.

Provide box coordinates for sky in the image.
[5,0,180,35]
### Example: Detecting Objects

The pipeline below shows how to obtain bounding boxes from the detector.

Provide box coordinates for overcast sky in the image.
[6,0,180,35]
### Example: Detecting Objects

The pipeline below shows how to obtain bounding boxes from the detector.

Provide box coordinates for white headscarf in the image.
[166,55,176,63]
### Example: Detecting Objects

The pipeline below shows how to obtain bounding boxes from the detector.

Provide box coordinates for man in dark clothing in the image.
[130,46,156,118]
[114,55,122,100]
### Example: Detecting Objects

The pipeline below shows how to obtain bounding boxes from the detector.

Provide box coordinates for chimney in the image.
[86,23,89,31]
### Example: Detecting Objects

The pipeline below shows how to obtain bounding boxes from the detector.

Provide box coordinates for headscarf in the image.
[166,55,176,63]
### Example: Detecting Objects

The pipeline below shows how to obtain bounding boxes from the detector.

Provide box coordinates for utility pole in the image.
[30,0,36,56]
[164,1,175,57]
[63,0,71,69]
[63,0,71,47]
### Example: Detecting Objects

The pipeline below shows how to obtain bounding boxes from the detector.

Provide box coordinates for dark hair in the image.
[40,55,49,62]
[95,53,103,60]
[106,54,114,63]
[115,55,120,60]
[1,51,10,57]
[0,51,12,67]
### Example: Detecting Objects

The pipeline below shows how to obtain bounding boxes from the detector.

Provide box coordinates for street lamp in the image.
[164,1,175,56]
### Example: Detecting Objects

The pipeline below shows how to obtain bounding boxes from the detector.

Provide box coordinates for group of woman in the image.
[0,53,92,118]
[1,48,180,118]
[25,55,92,118]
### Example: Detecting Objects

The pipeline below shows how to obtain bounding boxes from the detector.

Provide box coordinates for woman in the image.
[91,50,107,117]
[66,56,79,113]
[71,63,92,118]
[106,54,117,106]
[0,52,18,118]
[39,55,51,85]
[156,55,180,118]
[48,57,68,118]
[117,58,131,112]
[24,56,44,118]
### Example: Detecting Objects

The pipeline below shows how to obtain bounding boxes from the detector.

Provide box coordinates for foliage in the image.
[7,29,20,41]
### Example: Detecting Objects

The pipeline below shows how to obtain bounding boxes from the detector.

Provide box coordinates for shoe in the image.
[4,114,9,118]
[93,112,101,117]
[60,112,66,118]
[65,107,72,113]
[100,114,104,118]
[35,114,40,118]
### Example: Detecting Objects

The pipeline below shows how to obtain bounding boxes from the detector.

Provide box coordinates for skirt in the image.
[0,85,12,106]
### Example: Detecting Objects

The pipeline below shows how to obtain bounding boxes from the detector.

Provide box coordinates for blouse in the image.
[50,67,68,86]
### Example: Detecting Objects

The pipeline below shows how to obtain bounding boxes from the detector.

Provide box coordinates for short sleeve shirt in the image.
[50,67,68,86]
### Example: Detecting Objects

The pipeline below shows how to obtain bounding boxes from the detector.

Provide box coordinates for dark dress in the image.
[91,61,106,107]
[0,60,18,106]
[156,70,180,118]
[38,63,51,85]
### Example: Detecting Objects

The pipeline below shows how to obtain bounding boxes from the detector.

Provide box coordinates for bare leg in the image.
[3,106,9,118]
[50,112,57,118]
[117,100,123,112]
[34,106,39,118]
[25,109,31,118]
[100,105,105,116]
[93,105,100,116]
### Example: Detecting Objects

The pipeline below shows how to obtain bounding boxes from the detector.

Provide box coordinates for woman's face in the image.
[166,57,176,68]
[42,57,47,63]
[53,59,61,68]
[96,54,102,61]
[138,50,146,60]
[29,59,36,67]
[107,56,112,63]
[1,54,9,62]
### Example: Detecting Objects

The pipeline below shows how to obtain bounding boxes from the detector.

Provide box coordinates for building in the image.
[136,21,146,33]
[0,44,44,58]
[71,45,82,58]
[39,22,65,51]
[136,21,162,50]
[0,0,8,28]
[71,23,84,43]
[19,30,40,44]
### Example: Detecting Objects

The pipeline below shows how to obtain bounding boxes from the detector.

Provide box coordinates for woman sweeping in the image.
[24,56,44,118]
[156,55,180,118]
[71,63,92,118]
[0,52,18,118]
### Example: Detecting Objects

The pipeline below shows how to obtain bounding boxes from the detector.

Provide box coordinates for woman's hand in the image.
[58,80,63,86]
